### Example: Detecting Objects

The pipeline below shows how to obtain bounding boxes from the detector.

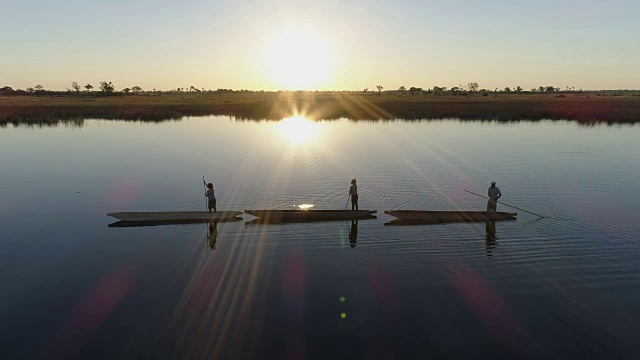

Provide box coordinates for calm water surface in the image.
[1,117,640,359]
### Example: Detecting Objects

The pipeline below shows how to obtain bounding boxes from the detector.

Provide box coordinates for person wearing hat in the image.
[487,181,502,213]
[348,178,358,211]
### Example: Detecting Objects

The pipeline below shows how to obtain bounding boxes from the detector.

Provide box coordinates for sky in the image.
[1,0,639,91]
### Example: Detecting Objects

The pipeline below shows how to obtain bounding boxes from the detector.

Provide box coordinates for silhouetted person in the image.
[486,181,502,213]
[349,178,358,211]
[349,220,359,248]
[485,220,497,257]
[208,221,218,250]
[203,178,217,213]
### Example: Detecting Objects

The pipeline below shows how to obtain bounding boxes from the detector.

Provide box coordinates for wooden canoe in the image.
[244,209,377,223]
[384,210,517,223]
[108,217,243,228]
[107,211,243,222]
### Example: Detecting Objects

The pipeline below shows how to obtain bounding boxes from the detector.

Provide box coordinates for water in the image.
[1,117,640,359]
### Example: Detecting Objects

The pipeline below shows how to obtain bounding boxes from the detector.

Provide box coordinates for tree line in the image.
[0,81,268,96]
[1,81,637,97]
[376,83,582,96]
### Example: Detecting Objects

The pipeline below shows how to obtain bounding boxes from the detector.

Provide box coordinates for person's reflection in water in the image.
[485,220,497,257]
[208,220,218,250]
[349,220,358,248]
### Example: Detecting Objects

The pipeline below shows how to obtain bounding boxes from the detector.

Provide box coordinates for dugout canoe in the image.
[107,211,243,222]
[244,210,377,223]
[245,214,376,225]
[384,210,517,223]
[108,217,243,228]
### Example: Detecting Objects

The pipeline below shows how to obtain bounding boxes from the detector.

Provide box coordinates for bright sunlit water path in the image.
[1,117,640,359]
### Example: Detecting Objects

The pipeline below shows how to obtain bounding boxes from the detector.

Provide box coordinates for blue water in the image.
[1,117,639,359]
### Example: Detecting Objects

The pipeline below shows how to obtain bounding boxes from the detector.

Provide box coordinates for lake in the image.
[1,116,640,359]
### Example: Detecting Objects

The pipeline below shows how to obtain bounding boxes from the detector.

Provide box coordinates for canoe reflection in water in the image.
[485,220,497,257]
[349,220,358,248]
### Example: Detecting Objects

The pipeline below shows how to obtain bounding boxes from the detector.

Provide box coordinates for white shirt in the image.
[206,188,216,200]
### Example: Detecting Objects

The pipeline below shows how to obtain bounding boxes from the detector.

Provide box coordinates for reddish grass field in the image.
[1,92,639,125]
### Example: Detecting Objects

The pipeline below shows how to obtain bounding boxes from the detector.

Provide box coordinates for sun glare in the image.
[265,31,333,90]
[277,116,320,144]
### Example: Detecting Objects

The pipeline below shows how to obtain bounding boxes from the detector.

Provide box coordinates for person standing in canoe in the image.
[487,181,502,213]
[349,178,359,211]
[203,178,217,213]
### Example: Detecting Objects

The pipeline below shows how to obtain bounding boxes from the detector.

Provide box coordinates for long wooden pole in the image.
[464,190,547,218]
[203,176,207,209]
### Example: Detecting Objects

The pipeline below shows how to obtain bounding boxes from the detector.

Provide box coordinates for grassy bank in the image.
[1,92,640,126]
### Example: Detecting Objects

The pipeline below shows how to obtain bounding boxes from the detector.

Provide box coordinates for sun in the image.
[264,30,333,90]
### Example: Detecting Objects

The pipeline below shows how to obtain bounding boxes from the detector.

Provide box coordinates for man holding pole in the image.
[349,178,358,211]
[203,177,217,213]
[487,181,502,213]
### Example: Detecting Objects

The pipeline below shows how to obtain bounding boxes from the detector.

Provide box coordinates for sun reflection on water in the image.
[297,204,314,210]
[277,116,320,145]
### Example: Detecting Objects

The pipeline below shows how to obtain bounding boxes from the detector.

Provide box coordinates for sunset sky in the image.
[1,0,639,91]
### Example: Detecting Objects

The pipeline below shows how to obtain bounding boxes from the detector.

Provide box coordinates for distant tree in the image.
[71,81,81,93]
[376,85,383,94]
[26,87,34,93]
[122,88,131,93]
[467,82,479,93]
[100,81,115,92]
[398,86,406,94]
[504,87,511,92]
[515,86,523,93]
[538,86,545,92]
[34,85,44,91]
[363,88,368,93]
[545,86,555,92]
[0,86,13,95]
[131,86,143,93]
[84,84,93,92]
